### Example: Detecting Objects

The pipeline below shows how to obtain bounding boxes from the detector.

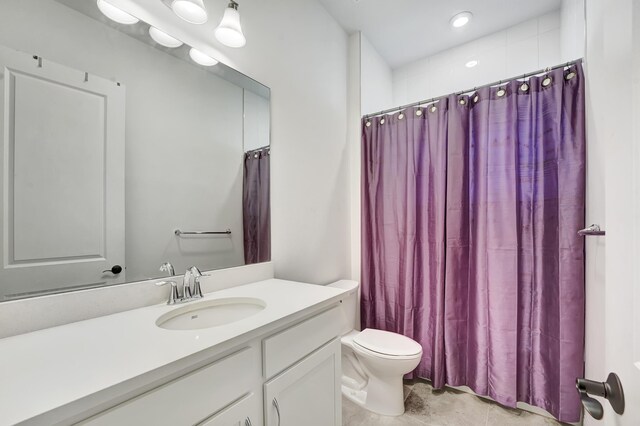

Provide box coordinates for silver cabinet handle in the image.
[272,398,281,426]
[245,417,252,426]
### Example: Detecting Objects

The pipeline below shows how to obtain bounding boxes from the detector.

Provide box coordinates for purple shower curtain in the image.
[361,64,585,422]
[243,147,271,264]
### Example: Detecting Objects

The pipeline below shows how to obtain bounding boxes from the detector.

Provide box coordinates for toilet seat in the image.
[352,328,422,358]
[352,340,422,361]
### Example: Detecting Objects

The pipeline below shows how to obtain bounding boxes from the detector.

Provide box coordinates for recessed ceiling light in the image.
[96,0,139,25]
[465,59,478,68]
[189,48,219,66]
[450,11,472,28]
[149,27,183,48]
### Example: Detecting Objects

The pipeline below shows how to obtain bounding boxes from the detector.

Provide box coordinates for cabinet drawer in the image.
[79,346,258,426]
[198,392,261,426]
[263,306,341,379]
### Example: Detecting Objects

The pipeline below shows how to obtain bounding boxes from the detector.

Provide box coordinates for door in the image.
[584,0,640,424]
[0,47,125,300]
[264,339,341,426]
[199,393,262,426]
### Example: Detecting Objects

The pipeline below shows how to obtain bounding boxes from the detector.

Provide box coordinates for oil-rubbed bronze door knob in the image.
[576,372,625,420]
[102,265,123,274]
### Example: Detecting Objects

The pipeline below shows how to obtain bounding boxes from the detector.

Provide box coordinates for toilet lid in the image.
[353,328,422,357]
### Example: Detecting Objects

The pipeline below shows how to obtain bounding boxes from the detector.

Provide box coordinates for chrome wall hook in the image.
[578,224,606,236]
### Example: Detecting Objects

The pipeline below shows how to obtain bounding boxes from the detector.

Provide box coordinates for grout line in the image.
[484,404,490,426]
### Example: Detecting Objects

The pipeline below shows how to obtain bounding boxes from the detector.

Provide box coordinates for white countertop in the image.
[0,279,347,425]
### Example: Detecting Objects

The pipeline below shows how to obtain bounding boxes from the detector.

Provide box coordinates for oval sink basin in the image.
[156,297,266,331]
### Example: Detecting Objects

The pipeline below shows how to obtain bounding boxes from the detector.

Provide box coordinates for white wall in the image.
[348,33,362,282]
[360,34,393,115]
[392,11,563,107]
[561,0,586,61]
[0,0,248,284]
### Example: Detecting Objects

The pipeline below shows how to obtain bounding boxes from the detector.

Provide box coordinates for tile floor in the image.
[342,380,569,426]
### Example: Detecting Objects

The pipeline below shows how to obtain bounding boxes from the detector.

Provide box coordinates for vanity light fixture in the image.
[450,11,472,28]
[214,1,247,48]
[189,48,219,66]
[172,0,208,24]
[149,27,184,48]
[465,59,478,68]
[96,0,140,25]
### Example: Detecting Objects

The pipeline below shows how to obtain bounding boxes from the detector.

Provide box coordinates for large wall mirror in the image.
[0,0,270,301]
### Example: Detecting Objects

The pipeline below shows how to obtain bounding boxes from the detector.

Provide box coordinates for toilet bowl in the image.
[328,280,423,416]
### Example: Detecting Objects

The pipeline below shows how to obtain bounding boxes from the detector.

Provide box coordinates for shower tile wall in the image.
[392,11,562,107]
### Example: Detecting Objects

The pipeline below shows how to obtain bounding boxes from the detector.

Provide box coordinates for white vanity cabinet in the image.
[75,305,342,426]
[264,339,341,426]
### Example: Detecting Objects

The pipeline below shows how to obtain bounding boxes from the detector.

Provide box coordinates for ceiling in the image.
[318,0,562,68]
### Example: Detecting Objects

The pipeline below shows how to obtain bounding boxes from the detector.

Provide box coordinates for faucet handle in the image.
[181,271,193,300]
[156,280,179,305]
[192,275,204,299]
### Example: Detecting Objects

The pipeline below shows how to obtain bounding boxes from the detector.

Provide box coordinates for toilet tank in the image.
[327,280,360,335]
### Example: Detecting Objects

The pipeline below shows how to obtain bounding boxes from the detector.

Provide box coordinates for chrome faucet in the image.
[159,262,175,276]
[183,266,204,300]
[157,266,205,305]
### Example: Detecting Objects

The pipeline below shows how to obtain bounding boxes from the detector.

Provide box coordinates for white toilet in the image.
[328,280,423,416]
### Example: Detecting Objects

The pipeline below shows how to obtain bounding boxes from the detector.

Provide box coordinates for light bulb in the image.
[97,0,139,25]
[465,60,478,68]
[172,0,208,24]
[189,48,219,66]
[450,11,473,28]
[215,1,246,48]
[149,27,183,48]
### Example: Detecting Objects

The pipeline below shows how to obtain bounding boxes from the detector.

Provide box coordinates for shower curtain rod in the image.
[364,58,583,119]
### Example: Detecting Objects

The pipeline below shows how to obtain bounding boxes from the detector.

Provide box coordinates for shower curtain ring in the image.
[429,98,438,113]
[520,74,530,92]
[472,88,480,103]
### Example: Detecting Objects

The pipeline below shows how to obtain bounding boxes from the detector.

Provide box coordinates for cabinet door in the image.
[264,339,341,426]
[199,392,262,426]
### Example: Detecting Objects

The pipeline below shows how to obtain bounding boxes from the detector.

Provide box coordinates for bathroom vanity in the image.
[0,279,346,426]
